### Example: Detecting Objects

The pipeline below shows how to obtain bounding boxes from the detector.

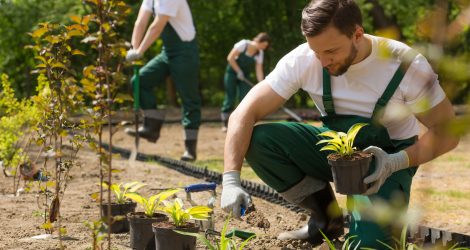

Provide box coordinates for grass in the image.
[415,187,470,200]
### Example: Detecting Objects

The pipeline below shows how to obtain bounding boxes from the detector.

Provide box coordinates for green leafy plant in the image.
[126,189,181,218]
[316,123,368,157]
[176,215,255,250]
[100,181,146,204]
[320,229,360,250]
[160,198,212,227]
[84,219,108,250]
[28,19,88,248]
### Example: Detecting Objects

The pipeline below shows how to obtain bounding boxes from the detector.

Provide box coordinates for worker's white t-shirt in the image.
[266,34,446,140]
[141,0,196,41]
[234,40,264,64]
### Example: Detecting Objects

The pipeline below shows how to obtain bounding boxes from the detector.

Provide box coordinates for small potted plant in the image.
[152,197,212,250]
[100,181,146,233]
[126,189,181,250]
[316,123,372,194]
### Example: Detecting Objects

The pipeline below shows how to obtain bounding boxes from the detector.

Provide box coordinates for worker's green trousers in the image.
[245,122,416,248]
[134,24,201,129]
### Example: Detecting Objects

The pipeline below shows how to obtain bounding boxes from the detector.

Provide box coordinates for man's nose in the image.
[318,55,332,68]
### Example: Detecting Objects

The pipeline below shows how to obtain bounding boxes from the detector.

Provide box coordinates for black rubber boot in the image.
[180,140,197,162]
[125,117,163,143]
[300,184,344,246]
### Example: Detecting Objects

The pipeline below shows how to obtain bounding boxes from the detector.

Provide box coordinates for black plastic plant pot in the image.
[327,152,373,195]
[128,212,168,250]
[101,202,137,233]
[153,221,199,250]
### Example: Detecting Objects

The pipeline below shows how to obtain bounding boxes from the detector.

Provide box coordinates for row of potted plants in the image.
[100,181,212,249]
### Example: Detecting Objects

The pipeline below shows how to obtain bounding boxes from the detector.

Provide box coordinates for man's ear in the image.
[353,25,365,41]
[352,25,364,43]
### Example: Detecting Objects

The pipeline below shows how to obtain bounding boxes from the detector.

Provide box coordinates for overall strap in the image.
[242,40,249,53]
[322,68,335,115]
[372,50,418,118]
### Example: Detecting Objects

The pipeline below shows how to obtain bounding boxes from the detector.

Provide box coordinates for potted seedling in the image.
[125,188,181,250]
[316,123,372,194]
[99,181,146,233]
[152,197,212,250]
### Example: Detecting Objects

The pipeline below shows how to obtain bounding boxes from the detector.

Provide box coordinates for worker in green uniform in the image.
[220,33,271,131]
[220,0,459,248]
[125,0,201,161]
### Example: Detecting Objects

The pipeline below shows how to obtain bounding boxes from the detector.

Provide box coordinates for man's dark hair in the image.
[301,0,363,37]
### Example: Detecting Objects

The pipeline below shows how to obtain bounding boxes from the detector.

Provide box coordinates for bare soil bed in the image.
[1,107,469,249]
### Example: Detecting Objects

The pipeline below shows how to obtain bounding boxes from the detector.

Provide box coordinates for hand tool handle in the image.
[281,106,303,122]
[240,204,246,216]
[242,78,303,122]
[225,229,256,240]
[184,183,216,193]
[133,65,140,111]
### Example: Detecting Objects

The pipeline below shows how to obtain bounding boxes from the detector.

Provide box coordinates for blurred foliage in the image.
[0,74,39,174]
[0,0,469,107]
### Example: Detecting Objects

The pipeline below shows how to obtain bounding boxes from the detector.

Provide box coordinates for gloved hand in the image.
[236,70,245,81]
[220,171,251,218]
[363,146,409,195]
[126,49,142,62]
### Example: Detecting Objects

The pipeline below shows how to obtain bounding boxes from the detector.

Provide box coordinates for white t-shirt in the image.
[266,34,446,140]
[141,0,196,41]
[234,40,264,64]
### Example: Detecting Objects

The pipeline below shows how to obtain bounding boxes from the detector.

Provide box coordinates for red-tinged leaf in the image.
[70,15,81,24]
[31,27,48,38]
[82,15,91,25]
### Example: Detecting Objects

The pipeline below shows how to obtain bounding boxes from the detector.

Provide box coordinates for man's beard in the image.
[328,43,358,76]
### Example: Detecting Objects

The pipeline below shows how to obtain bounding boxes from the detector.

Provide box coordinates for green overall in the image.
[221,45,256,113]
[245,57,418,248]
[135,24,201,129]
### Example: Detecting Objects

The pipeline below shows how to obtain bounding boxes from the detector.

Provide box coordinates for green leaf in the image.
[128,183,146,192]
[346,123,368,149]
[51,63,67,70]
[71,49,85,56]
[125,193,145,205]
[318,130,339,139]
[319,145,340,152]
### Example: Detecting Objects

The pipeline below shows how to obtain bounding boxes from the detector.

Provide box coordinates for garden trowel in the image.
[129,64,140,163]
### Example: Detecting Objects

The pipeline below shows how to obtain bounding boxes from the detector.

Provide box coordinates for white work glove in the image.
[236,70,245,81]
[363,146,409,195]
[220,171,251,218]
[126,49,142,62]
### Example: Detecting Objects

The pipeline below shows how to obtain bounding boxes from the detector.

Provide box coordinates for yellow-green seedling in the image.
[126,188,181,217]
[101,181,147,204]
[161,198,212,227]
[316,123,368,157]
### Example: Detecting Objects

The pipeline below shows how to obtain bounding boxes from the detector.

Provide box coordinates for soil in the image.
[1,107,469,249]
[327,151,372,161]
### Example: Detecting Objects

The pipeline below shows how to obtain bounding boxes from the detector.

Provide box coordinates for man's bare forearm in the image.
[405,125,459,167]
[223,110,256,173]
[405,98,460,166]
